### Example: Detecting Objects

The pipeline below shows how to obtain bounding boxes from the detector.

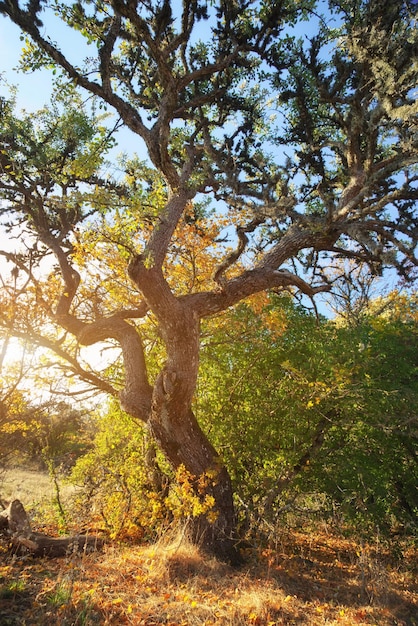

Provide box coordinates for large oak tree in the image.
[0,0,417,561]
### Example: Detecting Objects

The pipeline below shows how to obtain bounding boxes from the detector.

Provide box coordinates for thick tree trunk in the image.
[150,404,241,564]
[148,328,241,563]
[126,261,242,564]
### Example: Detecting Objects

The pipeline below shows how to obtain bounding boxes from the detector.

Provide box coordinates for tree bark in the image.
[150,403,241,564]
[126,260,242,564]
[147,324,241,563]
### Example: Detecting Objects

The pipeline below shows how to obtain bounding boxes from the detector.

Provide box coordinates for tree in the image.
[0,0,417,561]
[308,298,418,533]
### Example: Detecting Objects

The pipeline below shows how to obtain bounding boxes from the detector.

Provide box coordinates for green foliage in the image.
[69,405,226,537]
[0,89,115,240]
[69,402,171,539]
[197,294,418,534]
[198,296,326,499]
[309,316,418,533]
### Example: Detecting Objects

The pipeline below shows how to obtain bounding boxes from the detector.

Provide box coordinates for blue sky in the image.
[0,17,54,110]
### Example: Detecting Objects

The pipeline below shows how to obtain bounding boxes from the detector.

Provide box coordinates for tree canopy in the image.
[0,0,417,560]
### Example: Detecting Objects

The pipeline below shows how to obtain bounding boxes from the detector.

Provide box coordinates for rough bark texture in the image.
[123,260,242,563]
[150,404,241,564]
[0,499,103,557]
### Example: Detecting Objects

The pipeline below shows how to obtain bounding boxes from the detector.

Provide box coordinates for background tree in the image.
[0,0,417,560]
[0,328,34,470]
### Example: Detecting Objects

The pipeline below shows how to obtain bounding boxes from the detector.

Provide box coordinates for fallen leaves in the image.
[0,529,416,625]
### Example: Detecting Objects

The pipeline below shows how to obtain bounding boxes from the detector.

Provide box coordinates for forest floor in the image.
[0,470,417,625]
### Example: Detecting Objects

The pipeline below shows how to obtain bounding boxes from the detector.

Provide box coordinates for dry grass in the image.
[0,471,416,624]
[0,467,75,506]
[0,526,416,625]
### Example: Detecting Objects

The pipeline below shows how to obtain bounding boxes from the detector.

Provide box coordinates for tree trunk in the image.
[148,333,241,563]
[126,262,242,564]
[150,404,241,564]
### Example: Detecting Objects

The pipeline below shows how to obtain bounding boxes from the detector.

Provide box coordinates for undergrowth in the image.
[0,521,416,625]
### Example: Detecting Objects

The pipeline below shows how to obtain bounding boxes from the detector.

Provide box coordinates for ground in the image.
[0,470,417,625]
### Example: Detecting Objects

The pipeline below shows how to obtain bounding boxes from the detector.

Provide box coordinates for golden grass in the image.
[0,469,416,624]
[0,527,416,625]
[0,468,76,506]
[1,468,54,504]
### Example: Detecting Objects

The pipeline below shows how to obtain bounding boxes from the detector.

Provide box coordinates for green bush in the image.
[197,295,418,535]
[69,403,171,539]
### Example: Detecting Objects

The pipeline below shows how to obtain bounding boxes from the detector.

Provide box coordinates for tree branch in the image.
[4,327,116,396]
[213,216,265,287]
[188,267,330,318]
[0,1,149,141]
[77,316,152,422]
[99,14,122,94]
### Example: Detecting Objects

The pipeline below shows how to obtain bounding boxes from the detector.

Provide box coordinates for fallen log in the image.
[0,499,104,557]
[11,531,104,557]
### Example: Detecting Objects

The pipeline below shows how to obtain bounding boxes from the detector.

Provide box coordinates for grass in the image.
[0,526,416,625]
[0,470,416,625]
[0,467,76,507]
[1,468,54,504]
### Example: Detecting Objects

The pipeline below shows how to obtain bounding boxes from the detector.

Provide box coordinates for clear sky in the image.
[0,17,54,110]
